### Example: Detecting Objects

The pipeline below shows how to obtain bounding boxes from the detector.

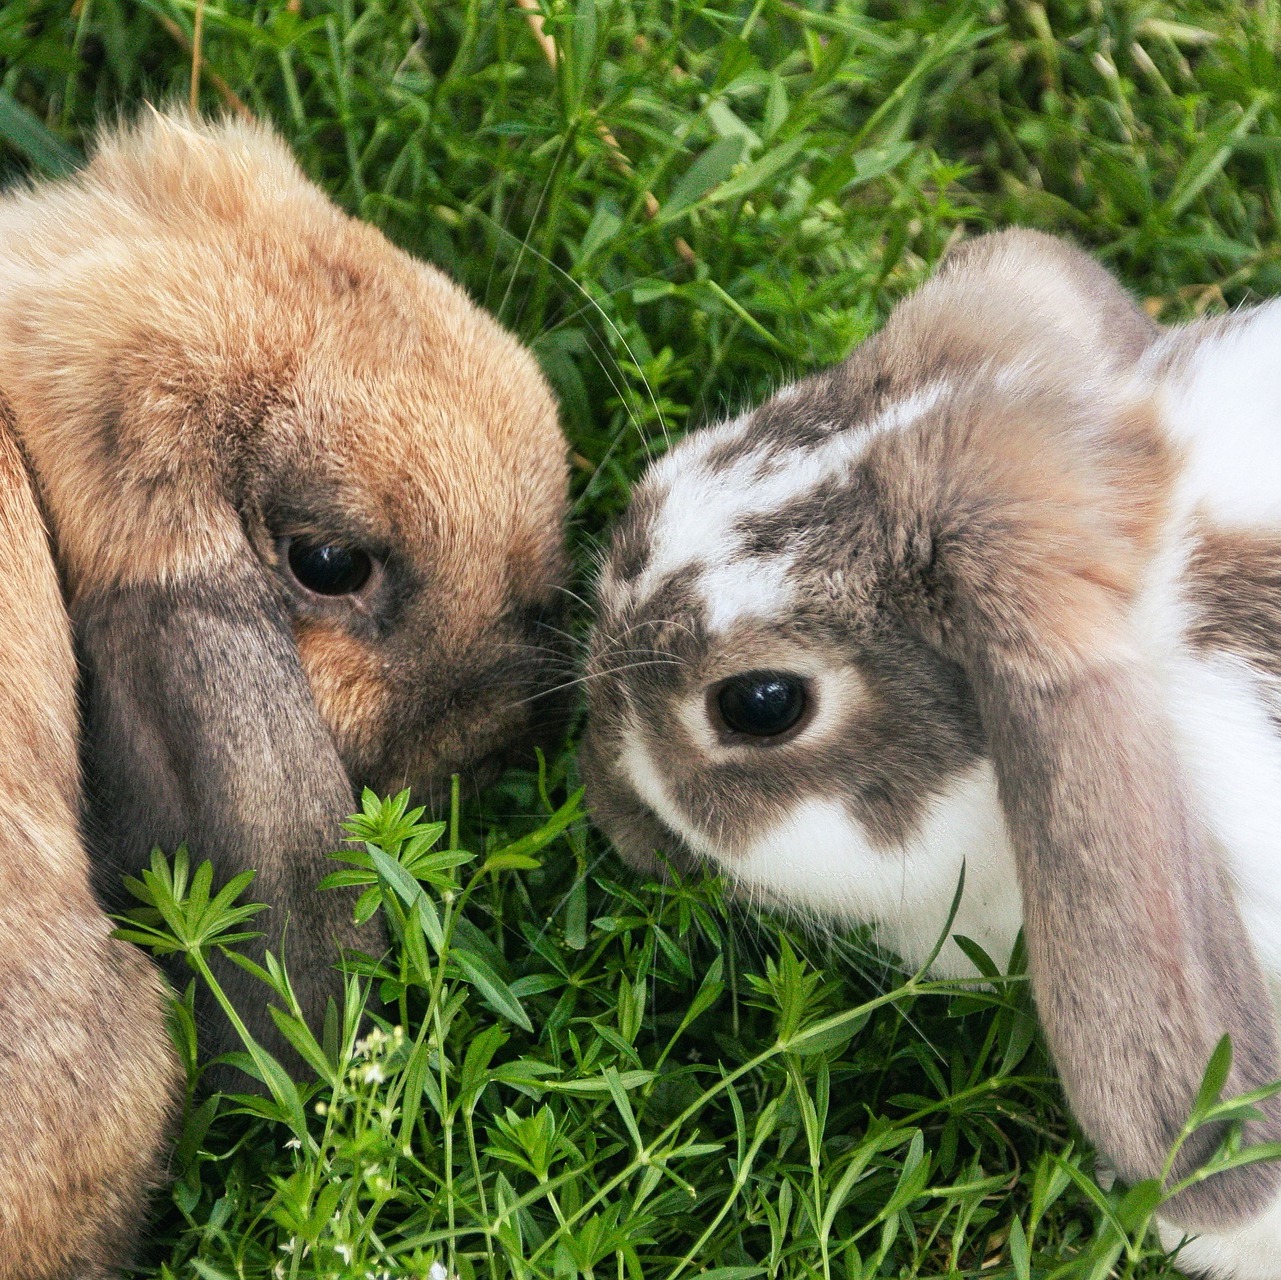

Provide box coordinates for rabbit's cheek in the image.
[337,651,568,799]
[579,726,700,874]
[294,622,391,763]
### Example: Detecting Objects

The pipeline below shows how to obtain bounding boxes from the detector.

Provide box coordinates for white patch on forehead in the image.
[727,762,1021,977]
[700,554,796,633]
[644,412,752,489]
[633,382,950,622]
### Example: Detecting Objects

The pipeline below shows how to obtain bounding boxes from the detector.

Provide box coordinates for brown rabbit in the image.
[0,108,569,1276]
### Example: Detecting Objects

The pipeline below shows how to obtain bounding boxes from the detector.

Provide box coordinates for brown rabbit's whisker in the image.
[492,638,584,668]
[510,622,590,654]
[490,134,565,326]
[527,850,614,950]
[551,582,599,617]
[501,659,685,713]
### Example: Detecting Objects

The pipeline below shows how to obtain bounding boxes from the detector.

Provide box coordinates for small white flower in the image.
[428,1264,451,1280]
[279,1238,297,1255]
[359,1061,386,1085]
[284,1137,302,1150]
[335,1242,353,1262]
[355,1028,389,1058]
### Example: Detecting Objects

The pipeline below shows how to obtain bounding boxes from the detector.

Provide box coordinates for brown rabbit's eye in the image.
[286,541,373,596]
[714,671,808,739]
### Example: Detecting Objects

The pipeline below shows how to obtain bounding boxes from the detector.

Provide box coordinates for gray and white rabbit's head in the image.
[583,229,1161,892]
[582,229,1281,1247]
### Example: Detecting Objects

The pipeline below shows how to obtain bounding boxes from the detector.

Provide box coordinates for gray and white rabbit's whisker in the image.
[599,615,702,652]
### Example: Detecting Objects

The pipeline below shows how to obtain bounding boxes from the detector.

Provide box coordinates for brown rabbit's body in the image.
[0,408,177,1277]
[0,110,569,1274]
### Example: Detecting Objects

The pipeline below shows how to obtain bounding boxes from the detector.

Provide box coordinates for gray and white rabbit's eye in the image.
[282,537,375,597]
[711,671,810,740]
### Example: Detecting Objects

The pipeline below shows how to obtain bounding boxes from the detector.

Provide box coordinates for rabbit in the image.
[0,105,568,1159]
[0,403,178,1277]
[580,227,1281,1278]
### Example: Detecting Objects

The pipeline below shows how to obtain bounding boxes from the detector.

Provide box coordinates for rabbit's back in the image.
[1138,301,1281,987]
[0,403,177,1279]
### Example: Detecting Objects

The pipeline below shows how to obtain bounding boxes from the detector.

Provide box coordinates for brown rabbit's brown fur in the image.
[0,109,569,1274]
[0,405,178,1276]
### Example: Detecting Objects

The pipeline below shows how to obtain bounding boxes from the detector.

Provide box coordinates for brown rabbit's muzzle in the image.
[342,602,576,801]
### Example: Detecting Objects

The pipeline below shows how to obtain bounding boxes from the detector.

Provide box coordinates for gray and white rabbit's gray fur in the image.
[582,229,1281,1278]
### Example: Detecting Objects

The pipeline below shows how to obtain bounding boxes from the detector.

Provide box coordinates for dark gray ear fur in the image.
[76,567,383,1078]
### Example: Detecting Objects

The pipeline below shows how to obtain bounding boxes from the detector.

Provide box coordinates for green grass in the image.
[3,1,1280,1276]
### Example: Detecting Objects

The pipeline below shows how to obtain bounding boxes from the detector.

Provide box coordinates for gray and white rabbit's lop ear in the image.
[978,626,1281,1230]
[878,234,1281,1229]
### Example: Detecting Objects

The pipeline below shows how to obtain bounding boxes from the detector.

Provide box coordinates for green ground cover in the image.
[3,2,1280,1275]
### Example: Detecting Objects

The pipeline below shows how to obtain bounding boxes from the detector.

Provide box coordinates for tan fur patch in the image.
[294,619,392,761]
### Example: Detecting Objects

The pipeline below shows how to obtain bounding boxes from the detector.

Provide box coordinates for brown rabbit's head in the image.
[0,110,569,1054]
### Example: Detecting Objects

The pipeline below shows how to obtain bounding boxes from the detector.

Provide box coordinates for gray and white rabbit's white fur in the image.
[581,229,1281,1278]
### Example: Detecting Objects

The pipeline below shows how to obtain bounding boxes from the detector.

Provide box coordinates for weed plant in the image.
[3,1,1281,1276]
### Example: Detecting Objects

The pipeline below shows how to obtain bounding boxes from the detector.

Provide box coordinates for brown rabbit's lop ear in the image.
[75,564,367,1069]
[880,386,1281,1230]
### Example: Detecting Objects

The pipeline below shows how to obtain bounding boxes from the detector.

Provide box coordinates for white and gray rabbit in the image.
[581,228,1281,1279]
